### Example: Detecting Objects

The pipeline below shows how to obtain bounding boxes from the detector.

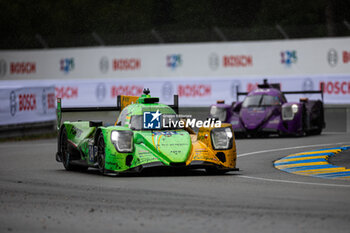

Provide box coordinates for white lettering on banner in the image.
[178,84,211,97]
[55,86,78,99]
[111,85,143,97]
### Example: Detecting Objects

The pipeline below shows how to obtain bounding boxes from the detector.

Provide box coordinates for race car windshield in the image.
[242,95,280,107]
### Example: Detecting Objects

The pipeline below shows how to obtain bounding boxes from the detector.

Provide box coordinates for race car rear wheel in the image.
[97,133,106,175]
[60,127,86,171]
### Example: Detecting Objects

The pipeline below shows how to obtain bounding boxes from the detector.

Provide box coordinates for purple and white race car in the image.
[209,79,325,137]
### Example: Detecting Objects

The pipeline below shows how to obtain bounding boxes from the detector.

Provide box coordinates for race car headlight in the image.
[282,104,299,121]
[211,127,233,150]
[111,130,133,153]
[292,104,298,113]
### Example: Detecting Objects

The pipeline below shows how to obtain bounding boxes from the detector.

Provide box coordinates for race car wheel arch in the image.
[59,127,85,171]
[97,132,106,175]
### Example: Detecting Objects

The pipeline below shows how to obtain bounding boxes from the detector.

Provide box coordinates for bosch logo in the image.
[162,82,174,101]
[302,78,314,91]
[178,84,211,97]
[209,53,219,70]
[55,86,78,99]
[9,91,16,116]
[41,89,55,114]
[18,94,37,111]
[111,85,143,97]
[60,58,75,74]
[320,81,350,95]
[281,50,297,67]
[100,57,109,73]
[302,78,314,97]
[223,55,253,67]
[96,83,107,102]
[113,58,140,71]
[327,49,338,67]
[10,62,36,74]
[343,51,350,64]
[0,59,7,77]
[47,93,55,109]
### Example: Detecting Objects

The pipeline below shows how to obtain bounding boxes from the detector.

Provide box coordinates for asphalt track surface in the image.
[1,133,350,233]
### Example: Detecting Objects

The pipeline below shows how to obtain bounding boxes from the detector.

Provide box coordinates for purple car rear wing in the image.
[236,81,324,102]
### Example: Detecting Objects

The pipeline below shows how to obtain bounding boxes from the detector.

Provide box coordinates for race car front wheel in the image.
[97,133,106,175]
[60,127,86,171]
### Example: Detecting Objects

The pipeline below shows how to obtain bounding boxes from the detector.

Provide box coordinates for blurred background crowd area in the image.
[1,0,350,49]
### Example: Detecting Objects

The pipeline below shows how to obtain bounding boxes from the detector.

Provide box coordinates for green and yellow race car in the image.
[56,89,238,175]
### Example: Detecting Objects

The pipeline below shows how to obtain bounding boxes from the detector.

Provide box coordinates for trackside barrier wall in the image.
[0,37,350,135]
[0,37,349,105]
[0,85,56,125]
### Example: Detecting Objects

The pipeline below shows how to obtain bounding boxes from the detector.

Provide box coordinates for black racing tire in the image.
[60,127,86,171]
[205,168,228,175]
[97,133,106,175]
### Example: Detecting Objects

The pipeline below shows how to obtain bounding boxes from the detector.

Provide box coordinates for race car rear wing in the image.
[236,83,324,102]
[56,94,179,130]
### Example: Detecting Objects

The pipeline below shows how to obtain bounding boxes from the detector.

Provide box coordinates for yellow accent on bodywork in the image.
[185,123,237,169]
[120,95,139,111]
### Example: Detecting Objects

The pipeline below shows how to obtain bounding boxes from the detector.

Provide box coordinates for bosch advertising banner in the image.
[0,86,56,125]
[1,75,349,108]
[0,37,349,80]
